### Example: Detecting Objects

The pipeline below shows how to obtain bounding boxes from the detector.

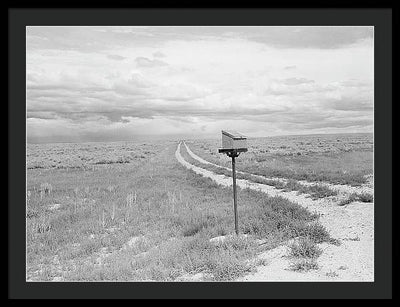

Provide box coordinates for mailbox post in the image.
[218,130,247,235]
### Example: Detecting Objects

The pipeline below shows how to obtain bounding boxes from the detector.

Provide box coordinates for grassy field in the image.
[26,141,167,170]
[186,133,373,186]
[26,139,335,281]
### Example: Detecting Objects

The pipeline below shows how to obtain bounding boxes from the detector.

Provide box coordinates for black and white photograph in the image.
[25,25,375,282]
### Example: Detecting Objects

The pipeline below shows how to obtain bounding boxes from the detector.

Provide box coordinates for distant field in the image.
[26,141,171,170]
[186,133,373,186]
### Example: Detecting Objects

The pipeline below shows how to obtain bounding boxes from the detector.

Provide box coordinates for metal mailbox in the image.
[218,130,248,235]
[221,130,247,150]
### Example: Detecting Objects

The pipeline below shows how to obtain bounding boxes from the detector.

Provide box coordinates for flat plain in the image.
[26,133,373,281]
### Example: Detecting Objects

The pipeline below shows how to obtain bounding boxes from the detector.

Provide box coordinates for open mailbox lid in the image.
[220,130,247,152]
[221,130,247,140]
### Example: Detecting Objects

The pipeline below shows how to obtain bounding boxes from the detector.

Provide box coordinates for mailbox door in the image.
[222,134,234,149]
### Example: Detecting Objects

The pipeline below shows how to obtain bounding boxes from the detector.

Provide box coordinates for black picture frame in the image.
[9,4,393,299]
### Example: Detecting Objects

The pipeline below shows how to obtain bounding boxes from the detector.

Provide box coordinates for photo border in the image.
[9,6,393,299]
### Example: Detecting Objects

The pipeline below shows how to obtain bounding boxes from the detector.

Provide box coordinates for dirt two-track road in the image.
[176,142,374,281]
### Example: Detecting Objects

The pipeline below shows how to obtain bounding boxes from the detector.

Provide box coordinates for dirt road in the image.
[176,142,374,281]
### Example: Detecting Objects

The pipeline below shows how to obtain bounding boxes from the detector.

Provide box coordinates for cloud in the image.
[26,26,374,142]
[153,51,166,58]
[107,54,126,61]
[135,56,168,68]
[281,77,315,86]
[324,97,373,112]
[27,111,59,120]
[240,27,373,49]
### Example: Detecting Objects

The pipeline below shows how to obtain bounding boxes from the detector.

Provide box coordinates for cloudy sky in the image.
[26,26,373,143]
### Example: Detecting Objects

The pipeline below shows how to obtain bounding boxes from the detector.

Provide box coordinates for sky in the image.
[26,26,374,143]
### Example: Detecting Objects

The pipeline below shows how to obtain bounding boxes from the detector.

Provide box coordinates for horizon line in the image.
[26,131,373,145]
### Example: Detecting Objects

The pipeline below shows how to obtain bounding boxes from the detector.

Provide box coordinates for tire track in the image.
[183,141,373,196]
[177,142,328,211]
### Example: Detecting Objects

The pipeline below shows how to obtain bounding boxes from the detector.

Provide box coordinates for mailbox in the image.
[221,130,247,150]
[218,130,248,235]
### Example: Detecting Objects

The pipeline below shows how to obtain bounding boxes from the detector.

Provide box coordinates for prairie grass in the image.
[287,231,325,273]
[26,141,168,170]
[338,192,374,206]
[26,141,332,281]
[358,192,374,203]
[298,222,340,245]
[282,180,338,199]
[289,259,319,272]
[188,133,373,186]
[286,221,340,272]
[288,237,322,259]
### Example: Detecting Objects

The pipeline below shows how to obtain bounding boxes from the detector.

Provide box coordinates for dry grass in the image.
[288,237,323,259]
[26,141,169,170]
[26,141,332,281]
[289,259,319,272]
[338,192,374,206]
[187,133,373,186]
